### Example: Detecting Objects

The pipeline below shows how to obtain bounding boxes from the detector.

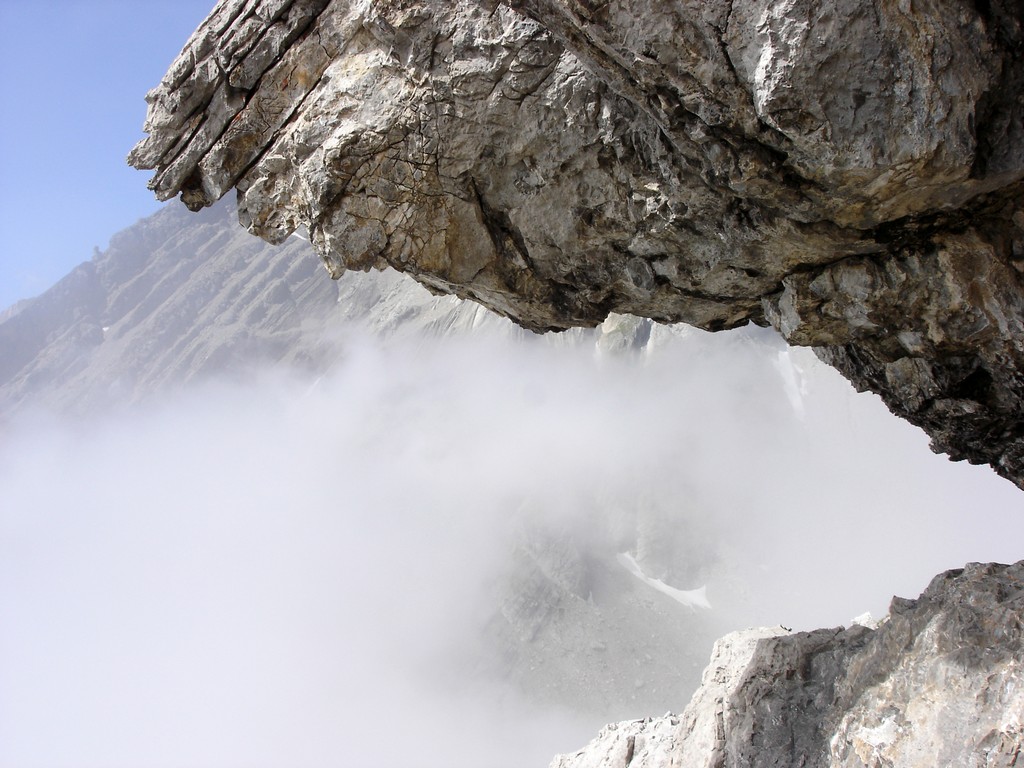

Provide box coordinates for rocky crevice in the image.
[130,0,1024,483]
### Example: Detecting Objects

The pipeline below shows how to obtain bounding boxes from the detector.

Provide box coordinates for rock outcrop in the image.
[129,0,1024,487]
[551,561,1024,768]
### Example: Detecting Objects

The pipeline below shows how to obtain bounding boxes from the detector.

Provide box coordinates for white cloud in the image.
[1,328,1021,767]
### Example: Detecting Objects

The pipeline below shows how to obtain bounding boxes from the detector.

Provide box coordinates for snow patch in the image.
[617,553,711,610]
[850,612,883,630]
[773,349,809,418]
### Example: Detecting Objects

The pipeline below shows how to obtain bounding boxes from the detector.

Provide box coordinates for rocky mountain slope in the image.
[119,2,1024,765]
[0,195,669,420]
[551,562,1024,768]
[129,0,1024,489]
[0,197,505,420]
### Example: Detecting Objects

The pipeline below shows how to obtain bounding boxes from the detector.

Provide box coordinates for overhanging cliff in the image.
[129,0,1024,485]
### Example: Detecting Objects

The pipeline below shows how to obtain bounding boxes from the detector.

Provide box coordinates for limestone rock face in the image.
[551,561,1024,768]
[130,0,1024,486]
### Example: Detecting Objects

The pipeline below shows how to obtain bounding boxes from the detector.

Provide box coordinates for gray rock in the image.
[551,560,1024,768]
[129,0,1024,488]
[482,497,734,720]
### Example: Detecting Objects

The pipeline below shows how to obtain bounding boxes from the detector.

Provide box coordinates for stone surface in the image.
[130,0,1024,488]
[551,561,1024,768]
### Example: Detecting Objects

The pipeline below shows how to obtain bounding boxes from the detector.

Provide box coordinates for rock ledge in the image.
[130,0,1024,485]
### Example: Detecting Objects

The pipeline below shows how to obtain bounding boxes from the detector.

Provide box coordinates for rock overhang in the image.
[130,0,1024,487]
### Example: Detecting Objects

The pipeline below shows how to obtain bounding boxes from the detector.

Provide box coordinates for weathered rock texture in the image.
[129,0,1024,485]
[551,561,1024,768]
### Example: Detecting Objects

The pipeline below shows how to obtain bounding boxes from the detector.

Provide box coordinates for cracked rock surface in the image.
[130,0,1024,486]
[551,561,1024,768]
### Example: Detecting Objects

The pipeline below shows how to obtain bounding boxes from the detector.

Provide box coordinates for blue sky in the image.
[0,0,217,310]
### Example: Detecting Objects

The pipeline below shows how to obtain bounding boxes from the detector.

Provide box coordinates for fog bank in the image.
[2,328,1021,767]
